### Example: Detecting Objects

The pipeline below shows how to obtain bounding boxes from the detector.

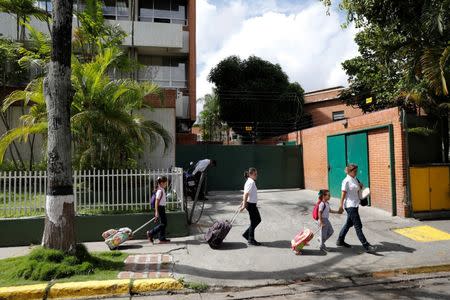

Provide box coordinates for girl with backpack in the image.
[314,189,339,252]
[240,167,262,246]
[147,176,170,244]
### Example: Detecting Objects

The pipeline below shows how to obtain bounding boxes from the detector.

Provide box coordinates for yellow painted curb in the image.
[47,279,130,299]
[131,278,183,294]
[0,283,47,300]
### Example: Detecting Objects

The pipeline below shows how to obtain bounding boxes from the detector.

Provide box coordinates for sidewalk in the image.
[1,189,450,290]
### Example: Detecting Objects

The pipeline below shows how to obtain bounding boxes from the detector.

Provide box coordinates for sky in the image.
[196,0,359,114]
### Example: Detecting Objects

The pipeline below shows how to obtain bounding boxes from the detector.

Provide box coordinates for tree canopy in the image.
[208,55,306,141]
[321,0,450,161]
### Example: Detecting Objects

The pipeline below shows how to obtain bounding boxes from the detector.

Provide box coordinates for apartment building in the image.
[0,0,196,168]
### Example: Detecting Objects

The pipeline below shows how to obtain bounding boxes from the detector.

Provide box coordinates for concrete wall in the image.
[138,108,176,169]
[301,107,409,217]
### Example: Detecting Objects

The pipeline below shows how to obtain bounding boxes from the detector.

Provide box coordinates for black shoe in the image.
[364,244,377,252]
[336,240,351,248]
[159,238,171,244]
[248,240,262,246]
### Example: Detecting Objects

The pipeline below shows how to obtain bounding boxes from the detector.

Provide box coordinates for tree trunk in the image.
[42,0,76,253]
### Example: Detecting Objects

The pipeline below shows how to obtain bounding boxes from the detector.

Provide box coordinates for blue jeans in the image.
[338,207,369,246]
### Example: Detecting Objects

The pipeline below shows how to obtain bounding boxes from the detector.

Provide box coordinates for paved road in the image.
[103,272,450,300]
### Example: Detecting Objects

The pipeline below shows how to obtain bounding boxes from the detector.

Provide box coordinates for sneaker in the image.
[159,239,171,244]
[248,240,262,246]
[146,231,154,244]
[336,240,351,248]
[364,244,377,253]
[320,245,329,252]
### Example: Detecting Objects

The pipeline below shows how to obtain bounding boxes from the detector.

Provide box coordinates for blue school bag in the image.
[150,191,157,208]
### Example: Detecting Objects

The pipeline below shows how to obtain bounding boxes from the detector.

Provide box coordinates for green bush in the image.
[14,244,124,281]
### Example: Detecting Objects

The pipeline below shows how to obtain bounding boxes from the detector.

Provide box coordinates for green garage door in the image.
[327,135,346,197]
[346,132,369,189]
[327,132,370,200]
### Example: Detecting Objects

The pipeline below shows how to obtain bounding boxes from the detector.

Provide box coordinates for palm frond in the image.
[0,122,47,163]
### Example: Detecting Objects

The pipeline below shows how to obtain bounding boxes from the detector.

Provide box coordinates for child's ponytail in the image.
[244,171,249,179]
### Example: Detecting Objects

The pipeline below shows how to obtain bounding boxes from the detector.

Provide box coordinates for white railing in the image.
[0,168,184,218]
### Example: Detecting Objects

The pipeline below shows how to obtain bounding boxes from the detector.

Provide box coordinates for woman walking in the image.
[240,167,262,246]
[336,164,376,252]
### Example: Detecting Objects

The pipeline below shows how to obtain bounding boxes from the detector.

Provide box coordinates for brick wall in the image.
[144,89,176,108]
[304,99,364,127]
[300,107,409,217]
[368,129,392,212]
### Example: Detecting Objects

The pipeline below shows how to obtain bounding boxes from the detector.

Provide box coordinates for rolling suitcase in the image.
[103,217,156,250]
[204,208,240,249]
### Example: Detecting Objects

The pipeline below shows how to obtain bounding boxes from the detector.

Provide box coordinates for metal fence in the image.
[0,168,184,218]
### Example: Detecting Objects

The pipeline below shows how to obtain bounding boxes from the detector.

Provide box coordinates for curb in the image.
[371,264,450,278]
[0,278,183,300]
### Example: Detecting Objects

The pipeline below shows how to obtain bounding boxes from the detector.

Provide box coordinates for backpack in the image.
[150,191,157,209]
[312,199,322,220]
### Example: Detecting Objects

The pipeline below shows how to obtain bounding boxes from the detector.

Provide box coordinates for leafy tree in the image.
[198,93,226,142]
[208,56,305,141]
[321,0,450,162]
[0,48,171,170]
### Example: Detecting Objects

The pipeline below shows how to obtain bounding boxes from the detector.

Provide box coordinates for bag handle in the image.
[133,217,156,234]
[230,206,241,225]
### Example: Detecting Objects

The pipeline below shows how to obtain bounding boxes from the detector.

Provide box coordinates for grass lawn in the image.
[0,246,128,287]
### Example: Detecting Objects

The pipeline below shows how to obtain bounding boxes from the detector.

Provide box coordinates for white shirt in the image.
[341,175,360,208]
[192,159,211,175]
[244,178,258,204]
[155,188,166,206]
[319,202,330,219]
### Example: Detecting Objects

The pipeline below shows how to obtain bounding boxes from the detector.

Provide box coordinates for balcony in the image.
[137,56,187,88]
[105,20,183,48]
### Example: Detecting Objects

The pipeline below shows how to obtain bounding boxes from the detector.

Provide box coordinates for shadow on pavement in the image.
[263,240,292,248]
[116,244,143,250]
[376,241,416,253]
[215,242,248,250]
[298,249,327,256]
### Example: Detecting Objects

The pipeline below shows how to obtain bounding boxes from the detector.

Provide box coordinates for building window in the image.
[332,111,345,121]
[139,0,187,24]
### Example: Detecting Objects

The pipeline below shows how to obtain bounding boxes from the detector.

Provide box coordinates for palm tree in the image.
[0,0,50,41]
[0,47,172,169]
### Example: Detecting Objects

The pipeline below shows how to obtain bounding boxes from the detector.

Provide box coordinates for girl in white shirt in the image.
[337,164,376,252]
[147,176,170,244]
[240,168,261,246]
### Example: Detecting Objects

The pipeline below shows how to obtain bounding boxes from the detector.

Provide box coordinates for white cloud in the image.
[196,0,359,114]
